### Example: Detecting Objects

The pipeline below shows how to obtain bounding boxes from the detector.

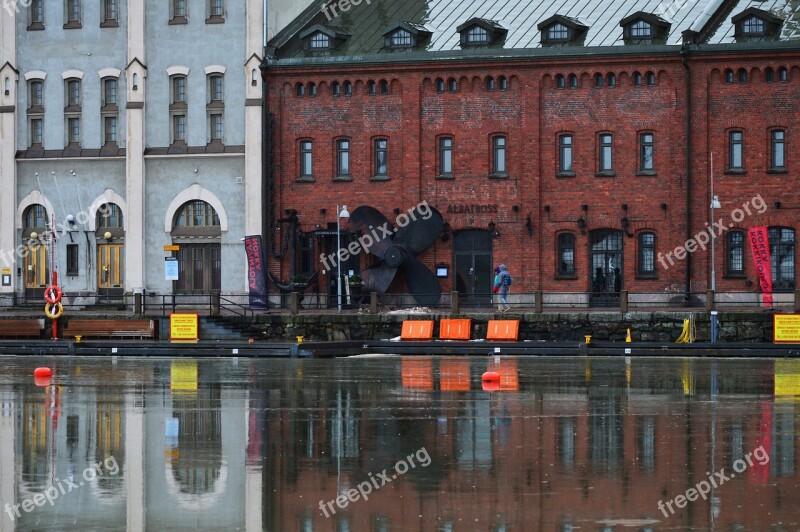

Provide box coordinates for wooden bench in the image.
[0,319,44,338]
[63,319,155,339]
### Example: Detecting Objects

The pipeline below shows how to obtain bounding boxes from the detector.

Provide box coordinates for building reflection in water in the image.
[0,356,798,531]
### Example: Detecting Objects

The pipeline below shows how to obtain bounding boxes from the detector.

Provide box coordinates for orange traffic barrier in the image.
[439,318,471,340]
[401,320,434,340]
[486,320,519,341]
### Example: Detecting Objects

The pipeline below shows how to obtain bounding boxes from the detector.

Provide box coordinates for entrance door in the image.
[24,244,48,300]
[175,244,221,293]
[590,229,623,307]
[98,243,124,301]
[453,230,493,307]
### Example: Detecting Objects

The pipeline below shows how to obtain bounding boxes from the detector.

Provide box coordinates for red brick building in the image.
[263,0,800,308]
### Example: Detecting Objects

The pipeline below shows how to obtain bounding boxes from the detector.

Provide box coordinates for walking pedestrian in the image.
[495,264,512,312]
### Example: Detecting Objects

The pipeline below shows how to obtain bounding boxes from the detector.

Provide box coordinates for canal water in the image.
[0,355,797,531]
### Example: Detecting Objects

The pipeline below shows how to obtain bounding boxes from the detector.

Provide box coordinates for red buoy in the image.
[34,375,52,387]
[34,367,52,378]
[481,371,500,382]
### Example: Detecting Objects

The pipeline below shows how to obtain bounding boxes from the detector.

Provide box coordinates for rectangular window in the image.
[173,0,187,17]
[66,244,79,276]
[771,130,785,170]
[172,114,186,143]
[103,0,117,22]
[210,113,223,140]
[558,134,573,174]
[638,232,656,276]
[769,227,795,291]
[103,79,117,107]
[728,131,743,170]
[726,231,744,276]
[210,75,223,102]
[68,117,80,144]
[209,0,223,16]
[439,137,453,175]
[598,133,613,173]
[558,233,575,276]
[67,79,81,107]
[336,139,350,177]
[172,77,186,104]
[300,141,313,177]
[30,81,43,108]
[374,139,388,176]
[67,0,81,23]
[639,133,654,172]
[30,118,43,145]
[31,0,44,24]
[492,136,506,175]
[104,116,117,143]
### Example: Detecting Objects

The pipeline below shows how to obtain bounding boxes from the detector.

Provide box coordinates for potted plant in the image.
[348,274,362,286]
[291,274,309,287]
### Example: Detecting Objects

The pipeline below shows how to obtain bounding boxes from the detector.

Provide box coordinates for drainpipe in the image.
[680,39,693,302]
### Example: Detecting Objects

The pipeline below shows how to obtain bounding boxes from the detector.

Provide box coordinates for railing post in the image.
[134,292,143,315]
[795,289,800,313]
[620,290,628,314]
[370,291,378,313]
[451,291,459,315]
[289,291,299,314]
[534,290,543,313]
[211,292,221,316]
[706,289,715,311]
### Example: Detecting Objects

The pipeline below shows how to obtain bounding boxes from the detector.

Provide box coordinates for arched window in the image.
[725,69,734,84]
[331,81,340,96]
[594,73,603,88]
[97,203,123,228]
[607,73,616,87]
[568,74,578,89]
[175,201,220,228]
[765,67,774,83]
[24,204,47,230]
[486,76,495,91]
[498,76,507,90]
[556,74,565,89]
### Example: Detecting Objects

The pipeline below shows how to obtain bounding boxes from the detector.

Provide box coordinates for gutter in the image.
[680,41,693,302]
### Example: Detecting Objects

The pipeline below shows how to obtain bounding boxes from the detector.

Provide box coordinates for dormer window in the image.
[466,25,488,44]
[538,15,589,46]
[299,24,350,52]
[547,23,569,42]
[620,12,670,44]
[310,33,330,50]
[390,29,413,47]
[732,8,782,41]
[457,18,507,47]
[382,22,432,49]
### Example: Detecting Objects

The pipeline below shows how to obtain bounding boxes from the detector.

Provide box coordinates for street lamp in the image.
[336,205,350,313]
[710,154,721,344]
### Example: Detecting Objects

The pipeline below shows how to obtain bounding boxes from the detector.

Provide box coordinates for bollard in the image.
[451,291,459,315]
[620,290,628,314]
[289,291,299,315]
[710,310,719,344]
[584,335,591,344]
[534,290,543,313]
[370,291,378,314]
[706,289,715,311]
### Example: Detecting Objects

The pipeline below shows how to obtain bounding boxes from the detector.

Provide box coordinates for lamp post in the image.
[710,154,721,343]
[336,205,350,313]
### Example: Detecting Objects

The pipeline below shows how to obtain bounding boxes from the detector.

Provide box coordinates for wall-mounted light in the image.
[320,208,326,215]
[252,68,258,86]
[544,205,551,212]
[621,203,628,211]
[524,214,533,237]
[660,203,668,211]
[512,205,520,212]
[577,217,586,234]
[775,201,781,209]
[488,221,500,238]
[440,221,451,242]
[132,73,139,91]
[67,214,75,225]
[104,231,113,241]
[581,204,588,212]
[621,216,633,237]
[29,231,39,240]
[393,207,401,215]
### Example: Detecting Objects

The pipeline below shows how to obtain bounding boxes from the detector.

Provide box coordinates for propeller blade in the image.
[361,264,398,294]
[393,207,444,256]
[346,206,395,259]
[403,257,442,306]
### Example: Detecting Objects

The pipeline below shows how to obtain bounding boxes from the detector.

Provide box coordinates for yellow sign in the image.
[164,244,180,252]
[1,268,9,274]
[170,360,198,392]
[170,313,199,342]
[775,360,800,401]
[774,314,800,343]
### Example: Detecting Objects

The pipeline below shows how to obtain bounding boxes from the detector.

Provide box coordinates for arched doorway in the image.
[96,203,124,301]
[453,229,493,307]
[590,229,623,307]
[171,201,221,293]
[22,204,49,301]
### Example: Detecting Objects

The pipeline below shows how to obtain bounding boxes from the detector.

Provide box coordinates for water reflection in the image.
[0,356,797,531]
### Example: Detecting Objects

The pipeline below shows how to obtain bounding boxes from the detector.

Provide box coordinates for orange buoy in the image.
[482,371,500,382]
[34,367,52,378]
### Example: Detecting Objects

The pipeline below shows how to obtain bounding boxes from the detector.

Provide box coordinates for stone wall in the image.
[248,311,776,343]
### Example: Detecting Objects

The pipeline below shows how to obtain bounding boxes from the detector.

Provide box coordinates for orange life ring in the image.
[44,285,62,304]
[44,302,63,320]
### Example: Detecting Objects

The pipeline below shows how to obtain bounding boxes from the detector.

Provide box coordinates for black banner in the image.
[244,235,268,310]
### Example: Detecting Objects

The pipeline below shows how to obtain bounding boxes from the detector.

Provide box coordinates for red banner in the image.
[748,227,773,307]
[244,235,268,309]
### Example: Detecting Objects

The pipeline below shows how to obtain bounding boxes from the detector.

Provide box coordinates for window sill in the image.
[169,16,188,25]
[27,106,44,114]
[488,172,508,179]
[333,175,352,182]
[100,19,119,28]
[723,273,747,279]
[206,101,224,110]
[296,176,315,183]
[27,23,45,31]
[724,168,746,175]
[370,175,390,181]
[101,104,118,113]
[64,105,81,113]
[63,21,82,30]
[767,167,788,174]
[170,102,187,111]
[205,15,225,24]
[556,171,575,178]
[636,170,657,176]
[635,274,658,280]
[435,173,454,180]
[555,274,578,280]
[595,171,616,177]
